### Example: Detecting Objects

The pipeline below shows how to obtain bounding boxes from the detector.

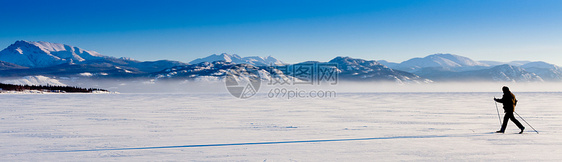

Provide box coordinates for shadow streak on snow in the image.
[49,134,480,153]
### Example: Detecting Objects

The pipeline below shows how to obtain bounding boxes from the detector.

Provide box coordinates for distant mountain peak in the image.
[119,57,136,61]
[189,53,284,66]
[521,61,559,69]
[329,56,384,67]
[395,53,488,72]
[424,53,487,67]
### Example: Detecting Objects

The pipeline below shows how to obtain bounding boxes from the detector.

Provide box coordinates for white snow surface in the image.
[1,75,66,86]
[1,92,560,161]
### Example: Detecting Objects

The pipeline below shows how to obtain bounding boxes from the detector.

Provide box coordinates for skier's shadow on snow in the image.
[49,134,480,153]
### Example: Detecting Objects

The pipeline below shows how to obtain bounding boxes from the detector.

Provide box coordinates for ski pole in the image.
[515,111,539,134]
[494,97,502,126]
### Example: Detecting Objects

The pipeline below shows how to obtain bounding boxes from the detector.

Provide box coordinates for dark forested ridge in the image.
[0,83,108,93]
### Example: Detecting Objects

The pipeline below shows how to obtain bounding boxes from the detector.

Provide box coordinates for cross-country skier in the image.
[494,86,525,134]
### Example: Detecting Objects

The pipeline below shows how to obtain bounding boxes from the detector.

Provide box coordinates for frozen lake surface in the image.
[1,92,562,161]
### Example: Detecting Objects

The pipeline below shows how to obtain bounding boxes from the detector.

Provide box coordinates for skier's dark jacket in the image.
[495,92,517,112]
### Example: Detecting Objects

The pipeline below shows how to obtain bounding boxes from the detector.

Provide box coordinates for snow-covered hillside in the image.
[189,53,284,66]
[1,75,66,86]
[488,64,543,82]
[328,56,431,83]
[521,61,562,81]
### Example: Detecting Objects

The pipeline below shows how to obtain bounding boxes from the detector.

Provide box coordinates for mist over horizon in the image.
[54,78,562,94]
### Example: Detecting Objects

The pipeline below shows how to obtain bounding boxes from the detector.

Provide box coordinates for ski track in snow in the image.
[1,92,561,161]
[48,134,483,153]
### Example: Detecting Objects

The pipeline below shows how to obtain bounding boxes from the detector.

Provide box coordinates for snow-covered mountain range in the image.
[152,56,429,83]
[1,40,561,83]
[0,41,187,77]
[378,53,562,82]
[0,41,105,67]
[417,64,543,82]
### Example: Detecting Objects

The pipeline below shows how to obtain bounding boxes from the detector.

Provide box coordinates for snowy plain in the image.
[1,91,561,161]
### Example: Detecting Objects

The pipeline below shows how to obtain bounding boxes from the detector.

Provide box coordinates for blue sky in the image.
[1,0,561,65]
